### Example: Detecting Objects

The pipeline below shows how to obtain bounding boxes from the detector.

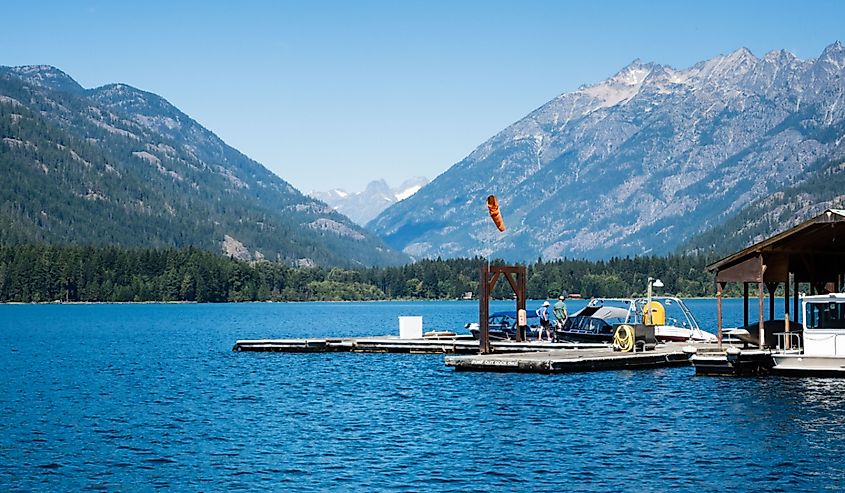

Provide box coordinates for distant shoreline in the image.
[1,296,744,306]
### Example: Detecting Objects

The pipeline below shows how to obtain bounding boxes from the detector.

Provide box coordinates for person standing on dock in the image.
[554,294,568,330]
[537,301,552,341]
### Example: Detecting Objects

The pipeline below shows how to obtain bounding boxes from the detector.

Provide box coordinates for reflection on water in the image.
[1,301,844,491]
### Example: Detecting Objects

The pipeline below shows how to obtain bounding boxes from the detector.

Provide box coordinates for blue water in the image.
[2,299,845,492]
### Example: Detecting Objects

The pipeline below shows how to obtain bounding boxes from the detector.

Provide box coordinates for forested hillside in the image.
[681,155,845,256]
[0,66,407,267]
[0,244,716,303]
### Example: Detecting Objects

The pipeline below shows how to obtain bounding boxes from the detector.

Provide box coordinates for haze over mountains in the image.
[310,177,429,226]
[0,65,408,267]
[370,42,845,261]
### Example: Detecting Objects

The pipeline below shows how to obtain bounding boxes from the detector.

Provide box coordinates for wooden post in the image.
[767,282,776,321]
[717,281,725,350]
[743,282,749,328]
[516,267,526,341]
[479,262,490,354]
[478,263,526,354]
[758,264,767,348]
[785,273,793,350]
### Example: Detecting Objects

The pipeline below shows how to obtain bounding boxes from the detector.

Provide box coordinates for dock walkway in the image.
[234,336,711,373]
[445,343,698,373]
[232,335,606,354]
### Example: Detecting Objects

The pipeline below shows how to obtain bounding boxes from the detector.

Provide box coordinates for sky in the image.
[2,0,844,193]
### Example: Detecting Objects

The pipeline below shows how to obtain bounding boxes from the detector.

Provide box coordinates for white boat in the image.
[771,293,845,376]
[556,297,717,343]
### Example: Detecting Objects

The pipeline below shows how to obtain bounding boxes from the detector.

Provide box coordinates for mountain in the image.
[680,153,845,256]
[0,65,408,267]
[369,42,845,261]
[310,177,428,226]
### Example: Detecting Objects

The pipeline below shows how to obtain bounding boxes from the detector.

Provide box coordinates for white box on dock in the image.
[399,316,423,339]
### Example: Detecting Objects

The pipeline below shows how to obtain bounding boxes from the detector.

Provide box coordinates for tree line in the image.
[0,244,722,303]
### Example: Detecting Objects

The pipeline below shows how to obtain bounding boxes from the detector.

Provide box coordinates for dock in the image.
[233,336,712,373]
[445,342,699,373]
[232,335,607,354]
[690,347,775,376]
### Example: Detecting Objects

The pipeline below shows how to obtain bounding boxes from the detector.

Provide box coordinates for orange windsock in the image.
[486,195,506,232]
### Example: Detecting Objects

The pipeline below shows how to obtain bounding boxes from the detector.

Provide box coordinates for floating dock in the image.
[445,342,699,373]
[233,336,713,373]
[689,348,775,376]
[232,335,606,354]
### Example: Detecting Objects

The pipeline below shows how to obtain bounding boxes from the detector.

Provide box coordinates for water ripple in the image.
[2,301,845,491]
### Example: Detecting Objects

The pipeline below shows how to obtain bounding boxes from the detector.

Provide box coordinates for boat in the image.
[552,303,629,343]
[770,293,845,376]
[555,297,717,343]
[466,310,541,341]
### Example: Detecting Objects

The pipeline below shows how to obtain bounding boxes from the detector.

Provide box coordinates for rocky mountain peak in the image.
[311,177,429,226]
[370,42,845,261]
[363,179,392,197]
[763,48,798,63]
[4,65,84,94]
[816,40,845,72]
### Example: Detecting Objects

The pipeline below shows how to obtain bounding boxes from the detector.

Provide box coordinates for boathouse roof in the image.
[707,209,845,285]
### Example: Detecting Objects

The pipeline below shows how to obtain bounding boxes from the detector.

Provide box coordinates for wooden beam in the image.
[716,254,764,283]
[479,263,490,354]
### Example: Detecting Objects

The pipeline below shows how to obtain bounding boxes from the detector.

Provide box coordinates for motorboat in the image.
[553,303,629,343]
[770,293,845,376]
[555,297,717,343]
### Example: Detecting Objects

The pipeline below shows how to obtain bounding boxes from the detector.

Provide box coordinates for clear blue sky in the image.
[3,1,844,192]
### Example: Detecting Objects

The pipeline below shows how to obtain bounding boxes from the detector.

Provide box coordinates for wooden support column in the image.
[767,282,777,321]
[794,279,800,323]
[478,263,527,354]
[743,282,749,328]
[758,264,768,348]
[785,273,793,349]
[717,281,726,350]
[479,262,490,354]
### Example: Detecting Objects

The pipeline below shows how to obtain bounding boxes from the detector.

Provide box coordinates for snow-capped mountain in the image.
[311,177,428,226]
[370,42,845,261]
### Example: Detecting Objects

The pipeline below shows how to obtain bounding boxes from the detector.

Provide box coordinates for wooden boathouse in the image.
[708,209,845,348]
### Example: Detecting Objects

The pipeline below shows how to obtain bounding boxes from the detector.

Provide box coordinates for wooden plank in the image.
[716,254,763,283]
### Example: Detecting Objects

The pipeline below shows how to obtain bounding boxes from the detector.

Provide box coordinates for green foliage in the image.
[680,155,845,257]
[0,69,406,268]
[0,245,718,303]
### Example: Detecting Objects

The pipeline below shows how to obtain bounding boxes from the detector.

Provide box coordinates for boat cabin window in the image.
[806,301,845,329]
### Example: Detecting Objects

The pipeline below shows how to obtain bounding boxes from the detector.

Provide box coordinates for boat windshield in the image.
[806,300,845,329]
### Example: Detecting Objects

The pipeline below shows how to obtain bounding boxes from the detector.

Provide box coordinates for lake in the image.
[2,299,845,492]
